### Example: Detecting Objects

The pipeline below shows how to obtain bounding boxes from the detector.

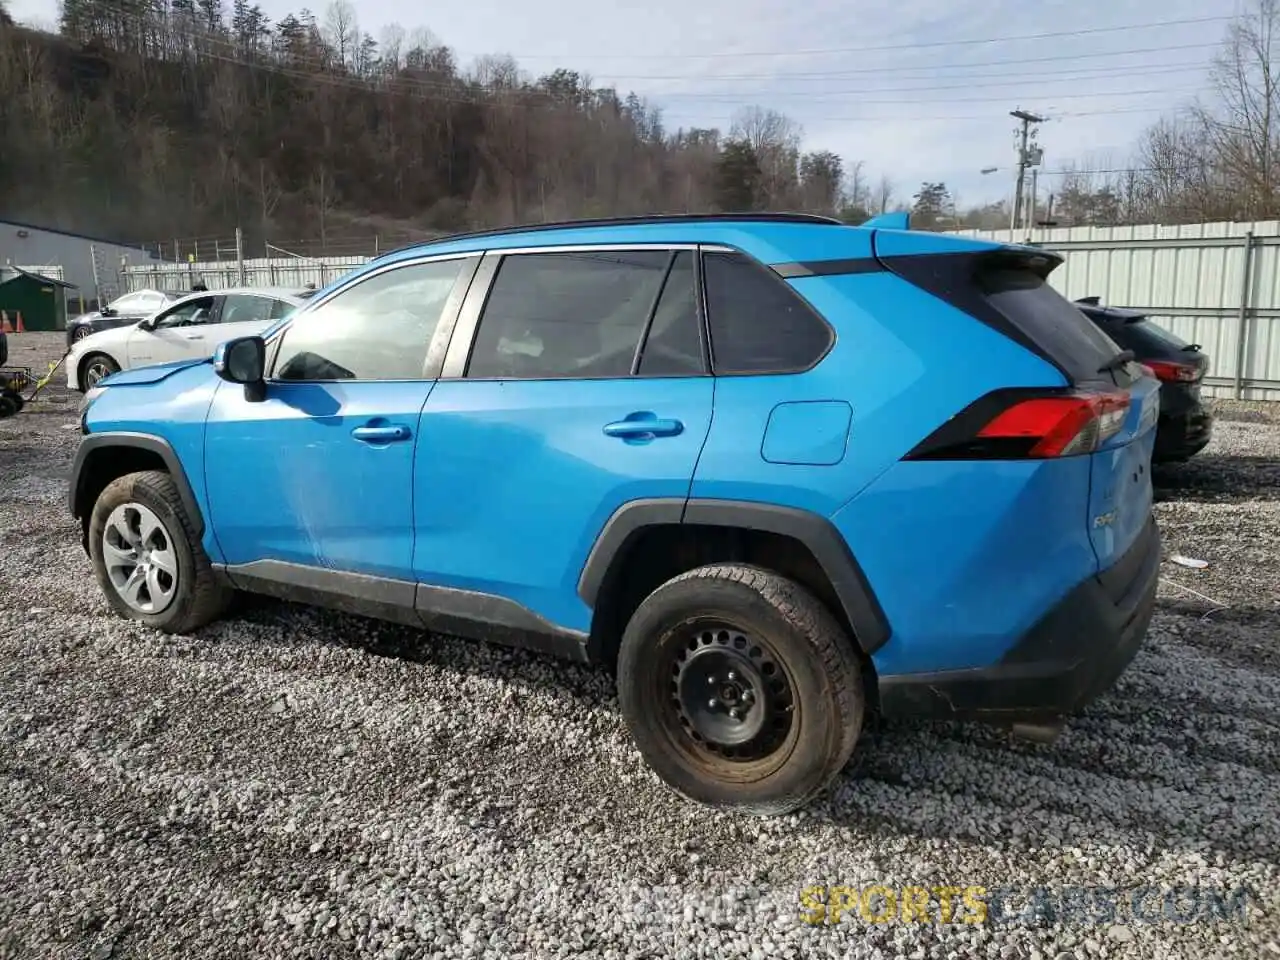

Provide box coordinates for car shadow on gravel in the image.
[1153,454,1280,504]
[228,593,616,698]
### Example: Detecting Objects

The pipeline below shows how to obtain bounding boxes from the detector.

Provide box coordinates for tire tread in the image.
[621,562,864,816]
[92,470,232,633]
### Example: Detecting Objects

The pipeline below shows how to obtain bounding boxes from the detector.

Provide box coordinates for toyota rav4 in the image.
[70,212,1162,815]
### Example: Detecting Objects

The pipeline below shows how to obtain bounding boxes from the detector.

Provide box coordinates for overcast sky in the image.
[6,0,1241,209]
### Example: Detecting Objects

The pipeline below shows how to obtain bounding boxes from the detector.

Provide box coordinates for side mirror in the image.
[213,336,267,402]
[100,307,116,317]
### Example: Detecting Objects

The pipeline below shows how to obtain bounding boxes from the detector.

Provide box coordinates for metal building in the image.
[0,218,160,309]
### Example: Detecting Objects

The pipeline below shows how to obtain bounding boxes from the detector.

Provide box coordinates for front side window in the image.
[273,258,467,381]
[466,249,678,380]
[703,251,834,374]
[153,296,217,328]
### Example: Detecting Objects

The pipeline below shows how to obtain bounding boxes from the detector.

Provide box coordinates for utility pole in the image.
[1009,109,1046,238]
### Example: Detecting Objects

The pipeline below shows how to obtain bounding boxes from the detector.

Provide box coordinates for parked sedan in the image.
[66,286,314,391]
[1074,297,1213,462]
[65,288,188,347]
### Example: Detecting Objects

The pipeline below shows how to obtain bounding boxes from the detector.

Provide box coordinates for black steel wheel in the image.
[618,564,864,815]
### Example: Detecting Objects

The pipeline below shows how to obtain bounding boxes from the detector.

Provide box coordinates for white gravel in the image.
[1,334,1278,959]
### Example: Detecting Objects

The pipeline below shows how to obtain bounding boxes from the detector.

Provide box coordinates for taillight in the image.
[1143,360,1200,383]
[905,389,1132,461]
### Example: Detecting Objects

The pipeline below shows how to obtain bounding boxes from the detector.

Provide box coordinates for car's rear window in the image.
[978,268,1125,382]
[1112,317,1191,352]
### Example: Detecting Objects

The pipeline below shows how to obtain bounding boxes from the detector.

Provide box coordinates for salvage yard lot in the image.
[1,332,1278,959]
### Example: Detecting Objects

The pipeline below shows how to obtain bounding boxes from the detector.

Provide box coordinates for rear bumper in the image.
[1154,408,1213,461]
[877,515,1160,724]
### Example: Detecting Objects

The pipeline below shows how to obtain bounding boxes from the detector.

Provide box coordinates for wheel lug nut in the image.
[707,698,719,709]
[729,709,740,720]
[707,676,717,685]
[727,671,737,681]
[742,689,754,703]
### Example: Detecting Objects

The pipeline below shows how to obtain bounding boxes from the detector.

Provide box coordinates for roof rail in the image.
[371,211,847,261]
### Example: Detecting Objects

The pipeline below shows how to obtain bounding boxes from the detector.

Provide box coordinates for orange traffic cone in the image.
[14,312,24,333]
[0,312,11,334]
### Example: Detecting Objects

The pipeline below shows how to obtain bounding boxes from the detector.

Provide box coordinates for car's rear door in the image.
[413,245,714,634]
[214,293,296,353]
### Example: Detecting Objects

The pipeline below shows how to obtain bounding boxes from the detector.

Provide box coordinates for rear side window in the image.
[703,251,833,374]
[636,251,705,376]
[467,250,674,379]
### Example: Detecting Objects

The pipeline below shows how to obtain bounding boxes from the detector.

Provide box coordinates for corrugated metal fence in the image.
[948,221,1280,401]
[121,220,1280,401]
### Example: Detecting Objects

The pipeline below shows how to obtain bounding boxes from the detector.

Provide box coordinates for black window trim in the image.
[441,243,713,382]
[262,252,482,384]
[699,244,837,377]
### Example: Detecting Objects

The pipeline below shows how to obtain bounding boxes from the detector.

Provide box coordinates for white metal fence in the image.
[119,220,1280,401]
[121,254,372,293]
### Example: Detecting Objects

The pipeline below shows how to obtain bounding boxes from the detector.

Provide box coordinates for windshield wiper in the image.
[1097,349,1136,374]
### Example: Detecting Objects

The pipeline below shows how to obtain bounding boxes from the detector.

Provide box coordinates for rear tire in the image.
[88,470,233,634]
[617,564,864,816]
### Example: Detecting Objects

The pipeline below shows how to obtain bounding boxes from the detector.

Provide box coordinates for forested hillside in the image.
[1,0,1278,250]
[0,0,857,250]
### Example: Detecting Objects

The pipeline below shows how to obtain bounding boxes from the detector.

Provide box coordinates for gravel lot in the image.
[2,332,1278,959]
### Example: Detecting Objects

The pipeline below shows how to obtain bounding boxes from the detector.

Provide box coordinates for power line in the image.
[638,62,1209,92]
[658,104,1174,124]
[585,43,1224,80]
[637,87,1200,106]
[451,14,1234,60]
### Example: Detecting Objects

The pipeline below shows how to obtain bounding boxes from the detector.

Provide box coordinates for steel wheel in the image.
[101,502,179,614]
[659,620,798,778]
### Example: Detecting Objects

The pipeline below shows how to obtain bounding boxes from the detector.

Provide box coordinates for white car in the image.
[66,286,315,392]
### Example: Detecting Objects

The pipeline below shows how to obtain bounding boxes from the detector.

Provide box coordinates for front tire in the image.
[617,564,864,816]
[88,470,233,633]
[80,352,120,390]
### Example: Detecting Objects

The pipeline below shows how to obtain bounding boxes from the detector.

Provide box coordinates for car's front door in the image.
[126,294,222,367]
[202,255,477,583]
[414,246,715,634]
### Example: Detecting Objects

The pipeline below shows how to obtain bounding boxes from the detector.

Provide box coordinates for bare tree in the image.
[1195,0,1280,218]
[323,0,356,69]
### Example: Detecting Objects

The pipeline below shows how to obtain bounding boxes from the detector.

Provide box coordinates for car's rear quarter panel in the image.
[689,270,1069,513]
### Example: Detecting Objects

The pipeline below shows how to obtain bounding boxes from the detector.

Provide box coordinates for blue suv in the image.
[70,213,1162,815]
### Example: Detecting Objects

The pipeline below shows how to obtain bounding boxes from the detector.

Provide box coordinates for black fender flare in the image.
[576,497,891,655]
[69,431,205,539]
